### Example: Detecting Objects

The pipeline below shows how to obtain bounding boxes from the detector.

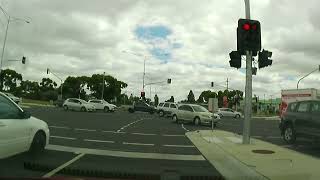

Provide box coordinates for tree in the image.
[0,69,23,93]
[165,96,174,102]
[40,78,57,91]
[187,90,195,103]
[197,90,217,103]
[20,80,40,99]
[62,76,89,99]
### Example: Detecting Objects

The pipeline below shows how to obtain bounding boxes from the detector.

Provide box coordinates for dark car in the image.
[53,99,65,107]
[279,100,320,144]
[128,101,156,114]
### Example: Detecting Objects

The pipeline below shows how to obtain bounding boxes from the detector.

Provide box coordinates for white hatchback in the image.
[63,98,96,112]
[0,92,50,159]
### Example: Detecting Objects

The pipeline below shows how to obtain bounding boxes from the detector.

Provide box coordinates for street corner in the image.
[186,130,320,180]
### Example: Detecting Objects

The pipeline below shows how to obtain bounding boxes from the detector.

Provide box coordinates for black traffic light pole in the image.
[243,0,252,144]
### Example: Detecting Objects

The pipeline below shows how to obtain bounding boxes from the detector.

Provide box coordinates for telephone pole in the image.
[226,78,229,91]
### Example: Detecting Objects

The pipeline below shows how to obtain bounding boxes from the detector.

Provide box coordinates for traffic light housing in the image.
[237,19,261,53]
[229,51,241,69]
[22,56,26,64]
[46,68,50,74]
[211,82,214,87]
[141,91,145,97]
[167,78,171,84]
[258,49,272,69]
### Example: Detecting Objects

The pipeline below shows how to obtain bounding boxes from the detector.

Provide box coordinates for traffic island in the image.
[186,130,320,180]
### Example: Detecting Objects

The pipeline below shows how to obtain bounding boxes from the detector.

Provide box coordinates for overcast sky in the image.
[0,0,319,102]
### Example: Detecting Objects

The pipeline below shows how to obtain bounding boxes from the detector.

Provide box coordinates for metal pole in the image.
[0,17,10,89]
[101,72,105,100]
[242,0,252,144]
[297,68,318,89]
[60,80,63,99]
[143,56,146,91]
[226,78,229,91]
[150,84,151,101]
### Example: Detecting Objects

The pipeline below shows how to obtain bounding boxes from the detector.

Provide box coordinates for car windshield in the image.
[1,1,316,179]
[192,105,208,112]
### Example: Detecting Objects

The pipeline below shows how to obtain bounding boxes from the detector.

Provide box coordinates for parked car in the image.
[0,92,50,159]
[128,101,156,114]
[63,98,95,112]
[53,99,65,107]
[88,99,117,112]
[157,102,178,117]
[3,92,20,104]
[279,100,320,144]
[217,108,241,118]
[172,104,220,127]
[156,102,164,113]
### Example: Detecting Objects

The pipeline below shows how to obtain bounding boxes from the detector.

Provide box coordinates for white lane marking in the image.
[50,136,76,140]
[43,153,85,177]
[75,128,97,132]
[163,144,195,148]
[49,125,70,129]
[203,137,223,143]
[131,132,156,136]
[123,142,155,146]
[116,119,143,132]
[46,144,205,161]
[162,134,185,137]
[181,124,189,132]
[225,137,242,143]
[114,131,126,134]
[84,139,114,143]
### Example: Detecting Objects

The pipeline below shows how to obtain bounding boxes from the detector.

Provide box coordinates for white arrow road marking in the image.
[116,119,144,132]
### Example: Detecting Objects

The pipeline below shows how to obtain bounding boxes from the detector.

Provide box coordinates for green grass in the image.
[21,98,51,105]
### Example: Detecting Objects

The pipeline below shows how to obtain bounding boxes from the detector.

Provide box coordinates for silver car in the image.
[217,108,242,118]
[63,98,95,112]
[172,104,220,126]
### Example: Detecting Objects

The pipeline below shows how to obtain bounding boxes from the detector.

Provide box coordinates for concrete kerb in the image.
[186,130,320,180]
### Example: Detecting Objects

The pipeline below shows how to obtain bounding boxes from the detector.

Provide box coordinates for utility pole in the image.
[226,78,229,91]
[242,0,252,144]
[143,56,146,91]
[101,72,105,100]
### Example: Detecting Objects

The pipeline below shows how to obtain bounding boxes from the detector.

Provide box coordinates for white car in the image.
[157,102,178,117]
[0,92,49,159]
[217,108,242,118]
[88,99,117,112]
[172,104,220,127]
[3,92,20,104]
[63,98,95,112]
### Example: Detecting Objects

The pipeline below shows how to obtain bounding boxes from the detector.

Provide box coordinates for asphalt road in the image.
[1,106,319,179]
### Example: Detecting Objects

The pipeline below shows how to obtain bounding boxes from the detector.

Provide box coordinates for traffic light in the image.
[167,78,171,84]
[141,91,145,97]
[229,51,241,69]
[46,68,50,74]
[211,82,214,87]
[22,56,26,64]
[237,19,261,53]
[252,67,257,75]
[258,49,272,69]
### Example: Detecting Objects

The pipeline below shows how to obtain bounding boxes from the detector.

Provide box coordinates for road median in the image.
[186,130,320,180]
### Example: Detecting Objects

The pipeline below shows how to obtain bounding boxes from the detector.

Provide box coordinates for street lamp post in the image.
[47,68,63,99]
[296,65,320,89]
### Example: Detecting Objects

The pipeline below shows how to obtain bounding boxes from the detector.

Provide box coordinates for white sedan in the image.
[217,108,242,118]
[88,99,117,112]
[63,98,96,112]
[0,92,50,159]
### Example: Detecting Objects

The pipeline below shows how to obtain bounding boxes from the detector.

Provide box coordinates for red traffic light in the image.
[242,23,250,31]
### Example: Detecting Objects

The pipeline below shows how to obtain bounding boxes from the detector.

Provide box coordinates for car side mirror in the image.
[20,110,31,119]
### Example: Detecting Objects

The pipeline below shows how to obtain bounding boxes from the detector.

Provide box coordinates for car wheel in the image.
[194,117,201,126]
[63,105,68,111]
[235,114,240,119]
[81,107,86,112]
[128,108,134,113]
[173,115,179,123]
[283,124,296,144]
[104,106,110,113]
[29,131,46,154]
[159,111,164,117]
